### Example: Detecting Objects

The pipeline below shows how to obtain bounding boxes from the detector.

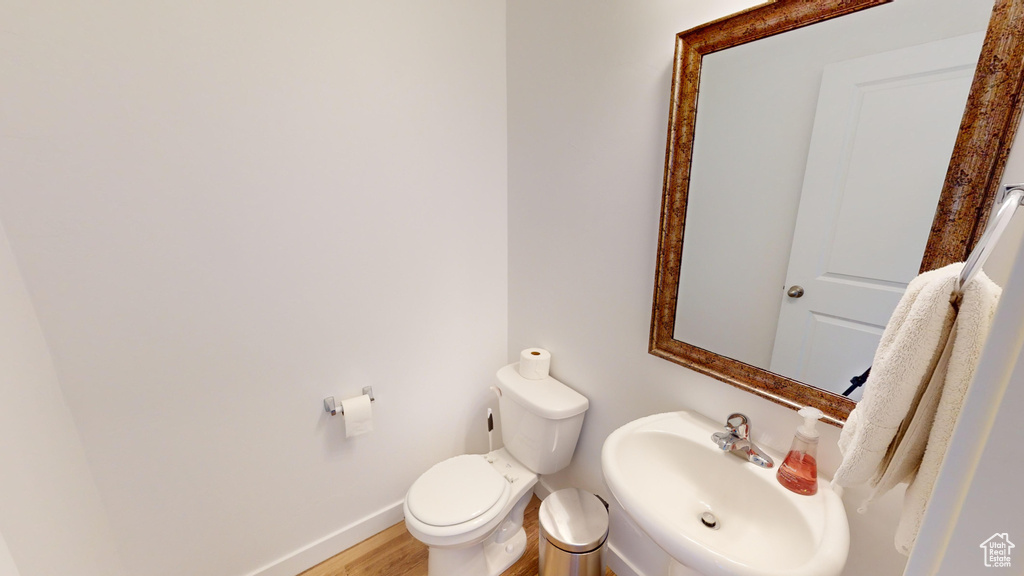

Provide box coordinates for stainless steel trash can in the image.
[538,488,609,576]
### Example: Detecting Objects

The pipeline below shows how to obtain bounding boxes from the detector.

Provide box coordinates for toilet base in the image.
[426,526,527,576]
[425,490,532,576]
[485,526,527,574]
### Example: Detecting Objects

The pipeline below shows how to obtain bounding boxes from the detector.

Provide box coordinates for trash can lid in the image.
[539,488,609,553]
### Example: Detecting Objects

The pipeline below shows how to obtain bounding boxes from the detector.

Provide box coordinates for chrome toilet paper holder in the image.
[323,387,375,416]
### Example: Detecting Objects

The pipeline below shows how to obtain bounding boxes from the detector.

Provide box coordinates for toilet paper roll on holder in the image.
[323,387,375,416]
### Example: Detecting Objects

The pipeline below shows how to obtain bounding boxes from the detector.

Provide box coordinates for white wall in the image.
[932,260,1024,575]
[0,530,21,576]
[927,223,1024,575]
[0,219,124,575]
[0,2,508,575]
[979,145,1024,287]
[506,1,982,575]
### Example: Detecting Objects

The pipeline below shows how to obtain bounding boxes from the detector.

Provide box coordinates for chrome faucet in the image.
[711,413,774,468]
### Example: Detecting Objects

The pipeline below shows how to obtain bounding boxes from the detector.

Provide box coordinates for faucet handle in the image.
[724,413,750,439]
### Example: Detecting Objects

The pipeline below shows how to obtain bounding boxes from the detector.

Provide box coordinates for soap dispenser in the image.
[777,407,823,495]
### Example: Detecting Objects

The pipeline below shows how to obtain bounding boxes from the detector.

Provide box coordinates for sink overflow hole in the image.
[700,512,719,530]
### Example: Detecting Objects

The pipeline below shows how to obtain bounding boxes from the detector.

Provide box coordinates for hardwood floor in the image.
[299,496,615,576]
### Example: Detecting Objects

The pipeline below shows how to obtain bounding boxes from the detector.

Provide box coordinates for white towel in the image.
[832,263,1001,555]
[866,323,956,501]
[894,269,1000,554]
[833,264,959,487]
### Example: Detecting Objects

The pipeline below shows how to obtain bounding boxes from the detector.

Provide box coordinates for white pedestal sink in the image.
[602,411,849,576]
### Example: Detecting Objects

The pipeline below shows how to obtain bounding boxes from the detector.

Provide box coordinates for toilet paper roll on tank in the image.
[518,348,551,380]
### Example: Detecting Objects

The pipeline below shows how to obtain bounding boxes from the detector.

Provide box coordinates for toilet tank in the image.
[495,363,589,475]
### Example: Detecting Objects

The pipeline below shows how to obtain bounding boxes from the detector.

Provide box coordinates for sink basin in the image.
[602,411,849,576]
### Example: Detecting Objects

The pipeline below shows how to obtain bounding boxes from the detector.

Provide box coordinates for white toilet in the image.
[403,362,589,576]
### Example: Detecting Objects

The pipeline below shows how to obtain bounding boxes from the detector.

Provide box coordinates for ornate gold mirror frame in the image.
[650,0,1024,425]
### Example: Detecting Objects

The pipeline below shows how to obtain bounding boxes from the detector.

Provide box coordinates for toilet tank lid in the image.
[496,364,589,419]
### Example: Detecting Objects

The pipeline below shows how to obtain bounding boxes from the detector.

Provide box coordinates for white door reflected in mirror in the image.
[768,33,984,399]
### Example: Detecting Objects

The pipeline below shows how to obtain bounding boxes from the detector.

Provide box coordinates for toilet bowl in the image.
[404,361,589,576]
[404,449,537,576]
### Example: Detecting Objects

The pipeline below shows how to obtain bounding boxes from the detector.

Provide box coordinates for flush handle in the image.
[787,285,805,298]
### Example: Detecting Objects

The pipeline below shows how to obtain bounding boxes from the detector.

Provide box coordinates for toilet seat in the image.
[406,455,510,528]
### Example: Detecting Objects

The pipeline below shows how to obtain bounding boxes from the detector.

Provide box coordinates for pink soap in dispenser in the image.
[777,407,823,495]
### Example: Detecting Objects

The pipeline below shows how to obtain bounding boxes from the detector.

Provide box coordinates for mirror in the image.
[650,0,1024,425]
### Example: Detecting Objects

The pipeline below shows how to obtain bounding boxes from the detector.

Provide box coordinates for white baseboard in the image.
[242,500,405,576]
[533,476,556,500]
[239,481,650,576]
[606,542,645,576]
